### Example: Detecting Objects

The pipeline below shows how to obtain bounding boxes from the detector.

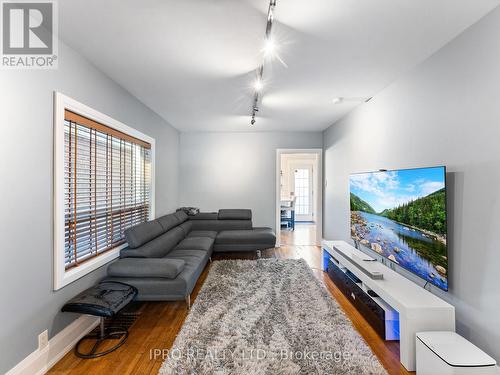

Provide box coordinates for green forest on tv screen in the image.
[350,167,448,290]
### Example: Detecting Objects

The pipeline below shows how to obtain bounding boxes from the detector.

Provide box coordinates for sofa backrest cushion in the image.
[174,210,189,223]
[157,213,180,232]
[179,221,193,236]
[218,209,252,220]
[131,226,185,258]
[124,220,164,249]
[190,212,219,220]
[190,219,252,232]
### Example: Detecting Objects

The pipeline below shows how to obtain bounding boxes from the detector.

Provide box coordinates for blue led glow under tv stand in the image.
[322,240,455,372]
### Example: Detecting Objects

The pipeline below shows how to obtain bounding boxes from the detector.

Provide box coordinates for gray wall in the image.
[323,6,500,361]
[179,132,323,230]
[0,42,179,373]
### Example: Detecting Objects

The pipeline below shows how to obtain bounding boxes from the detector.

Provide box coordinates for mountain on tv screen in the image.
[350,166,448,291]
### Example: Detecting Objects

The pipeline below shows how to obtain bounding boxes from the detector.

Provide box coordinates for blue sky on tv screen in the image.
[350,167,445,213]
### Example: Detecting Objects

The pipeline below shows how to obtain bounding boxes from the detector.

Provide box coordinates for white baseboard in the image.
[6,315,100,375]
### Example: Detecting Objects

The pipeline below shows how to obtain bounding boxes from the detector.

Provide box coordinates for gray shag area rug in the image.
[159,259,387,375]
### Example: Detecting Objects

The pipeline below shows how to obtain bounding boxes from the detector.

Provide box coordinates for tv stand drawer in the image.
[327,258,387,339]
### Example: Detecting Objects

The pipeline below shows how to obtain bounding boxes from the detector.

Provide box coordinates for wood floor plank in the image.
[48,227,413,375]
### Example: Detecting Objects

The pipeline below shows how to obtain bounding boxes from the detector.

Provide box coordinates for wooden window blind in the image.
[64,110,151,269]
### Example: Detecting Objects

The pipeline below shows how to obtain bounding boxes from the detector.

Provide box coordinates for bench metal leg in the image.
[75,317,128,359]
[185,294,191,310]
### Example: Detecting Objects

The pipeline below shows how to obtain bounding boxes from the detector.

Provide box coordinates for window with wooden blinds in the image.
[64,110,152,269]
[54,93,155,289]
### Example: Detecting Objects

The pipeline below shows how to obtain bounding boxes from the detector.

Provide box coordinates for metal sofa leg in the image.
[256,250,262,259]
[185,294,191,310]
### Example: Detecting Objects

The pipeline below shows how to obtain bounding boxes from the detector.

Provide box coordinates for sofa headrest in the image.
[156,213,179,232]
[218,209,252,221]
[124,220,164,249]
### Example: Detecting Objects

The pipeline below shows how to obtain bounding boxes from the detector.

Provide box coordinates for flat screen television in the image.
[350,166,448,291]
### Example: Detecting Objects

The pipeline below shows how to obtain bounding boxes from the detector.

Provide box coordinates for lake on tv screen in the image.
[350,167,448,290]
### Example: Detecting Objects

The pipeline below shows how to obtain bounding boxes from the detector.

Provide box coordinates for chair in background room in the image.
[280,195,296,231]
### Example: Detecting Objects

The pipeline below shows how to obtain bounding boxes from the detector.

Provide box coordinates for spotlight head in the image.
[254,79,264,92]
[263,38,276,57]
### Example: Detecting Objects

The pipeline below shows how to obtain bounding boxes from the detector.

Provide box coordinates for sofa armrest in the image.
[107,258,185,279]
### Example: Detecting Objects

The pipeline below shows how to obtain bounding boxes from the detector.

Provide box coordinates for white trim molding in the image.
[53,92,156,290]
[6,315,99,375]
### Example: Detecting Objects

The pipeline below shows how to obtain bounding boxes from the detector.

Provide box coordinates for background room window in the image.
[54,93,155,289]
[294,168,311,216]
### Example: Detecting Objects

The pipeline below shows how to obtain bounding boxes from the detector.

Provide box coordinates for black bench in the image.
[62,281,137,358]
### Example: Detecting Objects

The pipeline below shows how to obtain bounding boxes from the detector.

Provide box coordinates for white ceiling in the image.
[59,0,499,132]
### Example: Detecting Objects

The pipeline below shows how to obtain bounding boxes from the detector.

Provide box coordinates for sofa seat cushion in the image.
[107,258,185,279]
[166,249,208,259]
[215,228,276,245]
[187,230,218,239]
[174,237,214,252]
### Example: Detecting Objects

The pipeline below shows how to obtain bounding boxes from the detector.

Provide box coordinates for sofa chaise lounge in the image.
[105,209,275,306]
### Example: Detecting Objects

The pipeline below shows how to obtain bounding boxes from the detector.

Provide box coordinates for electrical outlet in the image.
[38,330,48,350]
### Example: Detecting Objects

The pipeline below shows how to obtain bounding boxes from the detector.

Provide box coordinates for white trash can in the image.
[416,331,497,375]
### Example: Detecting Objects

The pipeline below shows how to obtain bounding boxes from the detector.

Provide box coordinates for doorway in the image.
[276,149,323,247]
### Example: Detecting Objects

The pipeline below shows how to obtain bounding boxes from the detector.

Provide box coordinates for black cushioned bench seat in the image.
[61,281,138,358]
[62,281,137,317]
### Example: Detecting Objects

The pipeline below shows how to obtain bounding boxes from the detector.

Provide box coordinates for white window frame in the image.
[53,92,156,290]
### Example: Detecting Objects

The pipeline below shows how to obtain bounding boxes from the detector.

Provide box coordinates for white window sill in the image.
[53,244,125,290]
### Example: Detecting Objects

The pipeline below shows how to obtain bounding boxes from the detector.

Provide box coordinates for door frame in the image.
[275,148,323,247]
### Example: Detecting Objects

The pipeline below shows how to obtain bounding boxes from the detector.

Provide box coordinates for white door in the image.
[293,166,313,222]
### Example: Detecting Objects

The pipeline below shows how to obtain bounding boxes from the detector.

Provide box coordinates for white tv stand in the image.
[322,240,455,371]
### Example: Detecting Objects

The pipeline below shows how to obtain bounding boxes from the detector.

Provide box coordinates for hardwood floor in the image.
[49,230,413,375]
[280,223,317,246]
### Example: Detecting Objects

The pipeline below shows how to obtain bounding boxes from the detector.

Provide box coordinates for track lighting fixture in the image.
[263,38,276,57]
[250,0,277,125]
[254,78,264,92]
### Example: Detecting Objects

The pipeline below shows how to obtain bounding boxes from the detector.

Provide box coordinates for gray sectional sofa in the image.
[105,209,275,305]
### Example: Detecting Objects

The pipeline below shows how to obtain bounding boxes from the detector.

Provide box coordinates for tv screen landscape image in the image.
[350,166,448,291]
